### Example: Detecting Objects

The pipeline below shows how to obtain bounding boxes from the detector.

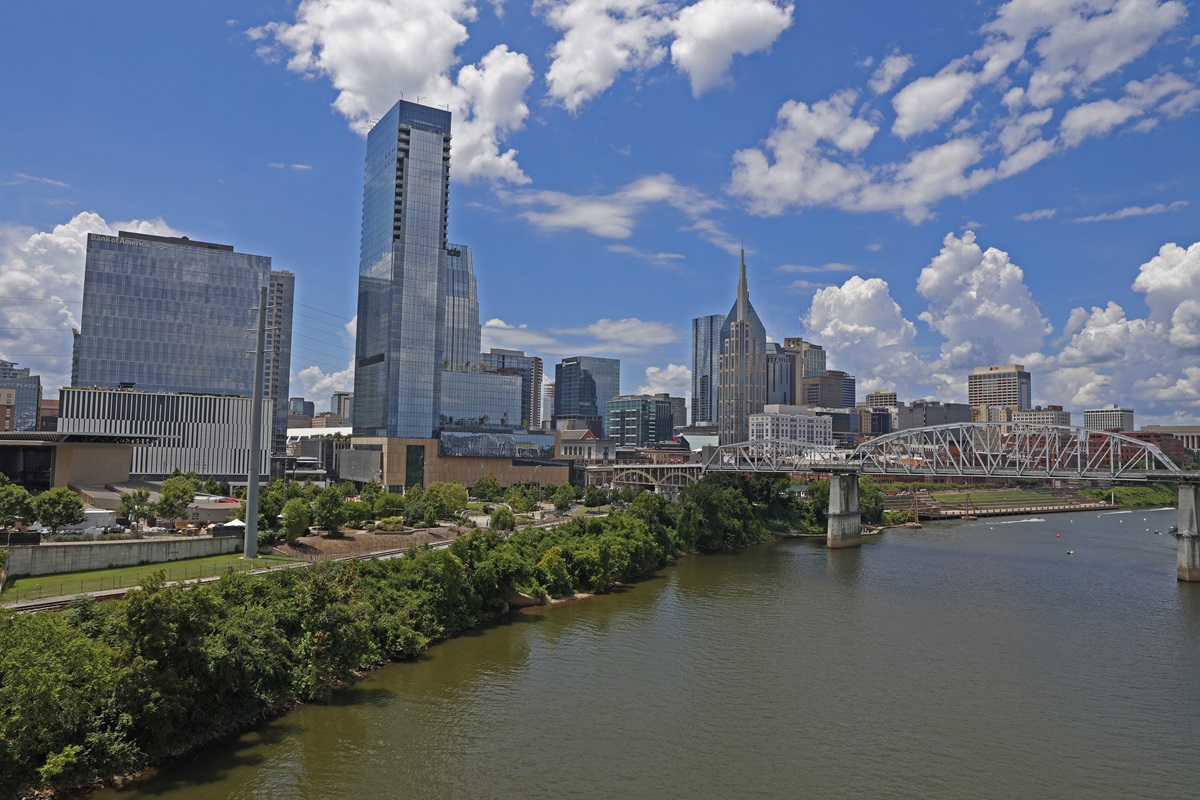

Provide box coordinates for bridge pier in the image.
[827,472,862,549]
[1177,483,1200,581]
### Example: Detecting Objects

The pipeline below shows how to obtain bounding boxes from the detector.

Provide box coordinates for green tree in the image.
[472,474,503,501]
[32,488,85,534]
[359,480,383,505]
[201,476,221,495]
[116,489,153,529]
[584,487,607,507]
[552,484,575,513]
[280,497,312,542]
[504,485,537,513]
[490,505,516,531]
[424,482,468,519]
[343,500,373,527]
[154,475,198,523]
[858,476,885,524]
[312,485,346,536]
[0,483,33,528]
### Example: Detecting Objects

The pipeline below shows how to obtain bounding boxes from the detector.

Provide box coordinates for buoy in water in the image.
[1067,550,1075,555]
[1056,533,1060,538]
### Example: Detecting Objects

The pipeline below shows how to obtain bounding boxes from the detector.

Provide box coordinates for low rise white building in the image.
[1014,405,1072,426]
[749,404,834,448]
[1084,404,1133,432]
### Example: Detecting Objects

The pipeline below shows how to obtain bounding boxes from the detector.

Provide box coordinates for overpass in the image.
[595,423,1200,581]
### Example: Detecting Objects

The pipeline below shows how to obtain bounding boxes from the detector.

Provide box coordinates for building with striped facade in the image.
[58,388,270,480]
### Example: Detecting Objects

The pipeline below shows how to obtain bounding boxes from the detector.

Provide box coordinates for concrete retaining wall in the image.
[3,536,242,578]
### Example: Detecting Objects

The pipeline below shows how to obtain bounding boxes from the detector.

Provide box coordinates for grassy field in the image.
[1,551,299,604]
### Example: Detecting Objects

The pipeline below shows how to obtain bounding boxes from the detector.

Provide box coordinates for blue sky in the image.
[2,0,1199,425]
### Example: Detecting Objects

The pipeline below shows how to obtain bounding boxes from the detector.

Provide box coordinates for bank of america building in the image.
[68,232,294,478]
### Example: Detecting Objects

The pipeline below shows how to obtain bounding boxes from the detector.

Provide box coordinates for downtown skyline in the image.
[3,1,1200,425]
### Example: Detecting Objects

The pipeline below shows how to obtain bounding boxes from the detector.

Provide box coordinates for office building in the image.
[480,348,544,429]
[765,343,793,405]
[864,390,897,408]
[718,251,767,445]
[1084,404,1134,432]
[826,369,856,407]
[1015,405,1071,427]
[73,231,294,454]
[749,404,833,448]
[895,400,973,431]
[691,313,725,425]
[856,407,892,438]
[58,387,271,480]
[0,360,41,432]
[783,337,826,395]
[0,388,15,432]
[967,364,1031,423]
[38,398,58,432]
[605,394,674,447]
[653,393,688,431]
[798,374,845,408]
[289,397,315,418]
[331,391,354,420]
[553,356,620,431]
[438,370,523,429]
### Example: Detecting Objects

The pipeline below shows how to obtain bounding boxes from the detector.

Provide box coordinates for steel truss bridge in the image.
[594,423,1199,579]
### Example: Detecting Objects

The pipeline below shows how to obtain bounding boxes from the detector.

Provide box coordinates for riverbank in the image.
[0,474,809,798]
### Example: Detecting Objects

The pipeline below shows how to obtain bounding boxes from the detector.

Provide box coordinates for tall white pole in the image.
[244,286,268,559]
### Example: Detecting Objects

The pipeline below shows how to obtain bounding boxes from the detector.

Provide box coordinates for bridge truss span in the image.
[704,439,847,474]
[850,422,1184,481]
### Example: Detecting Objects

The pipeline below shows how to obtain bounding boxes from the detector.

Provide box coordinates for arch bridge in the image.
[602,423,1200,580]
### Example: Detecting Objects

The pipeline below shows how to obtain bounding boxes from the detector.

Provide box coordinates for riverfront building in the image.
[74,231,294,455]
[605,394,674,447]
[691,313,725,425]
[58,387,271,480]
[967,364,1032,423]
[718,251,766,445]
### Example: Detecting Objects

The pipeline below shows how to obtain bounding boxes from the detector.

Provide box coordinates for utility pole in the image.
[244,286,268,559]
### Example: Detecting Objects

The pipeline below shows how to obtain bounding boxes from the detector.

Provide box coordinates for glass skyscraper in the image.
[691,313,724,425]
[0,360,42,432]
[553,356,620,431]
[73,231,294,454]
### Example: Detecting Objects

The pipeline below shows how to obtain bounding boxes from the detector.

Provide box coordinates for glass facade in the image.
[439,430,556,458]
[604,395,674,447]
[553,356,620,426]
[479,349,543,429]
[691,314,724,425]
[765,343,793,405]
[354,99,496,440]
[0,360,41,431]
[437,370,522,429]
[73,232,293,454]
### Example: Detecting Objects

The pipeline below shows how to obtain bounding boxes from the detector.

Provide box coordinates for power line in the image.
[294,301,354,323]
[0,294,82,304]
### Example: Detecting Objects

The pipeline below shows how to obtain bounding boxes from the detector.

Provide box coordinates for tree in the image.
[471,474,503,502]
[32,488,85,534]
[280,497,312,542]
[504,486,537,513]
[552,484,575,513]
[489,505,516,531]
[312,486,347,536]
[155,475,198,523]
[201,476,221,495]
[0,483,32,528]
[360,481,383,505]
[424,482,468,519]
[116,489,153,529]
[374,492,406,519]
[584,487,607,507]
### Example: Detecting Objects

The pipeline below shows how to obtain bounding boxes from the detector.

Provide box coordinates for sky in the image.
[2,0,1199,426]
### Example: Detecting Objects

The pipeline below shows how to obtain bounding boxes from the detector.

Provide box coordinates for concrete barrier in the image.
[3,536,242,578]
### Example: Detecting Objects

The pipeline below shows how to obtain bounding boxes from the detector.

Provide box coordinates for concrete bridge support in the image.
[827,472,862,549]
[1177,483,1200,581]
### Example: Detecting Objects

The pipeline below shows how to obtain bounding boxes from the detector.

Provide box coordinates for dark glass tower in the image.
[691,313,725,425]
[718,250,767,445]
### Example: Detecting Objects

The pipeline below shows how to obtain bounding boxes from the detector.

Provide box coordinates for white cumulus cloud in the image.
[638,363,691,396]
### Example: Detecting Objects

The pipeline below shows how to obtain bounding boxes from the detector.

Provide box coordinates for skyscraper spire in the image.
[737,245,748,322]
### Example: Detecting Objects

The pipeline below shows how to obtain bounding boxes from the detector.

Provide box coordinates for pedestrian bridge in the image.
[596,423,1199,581]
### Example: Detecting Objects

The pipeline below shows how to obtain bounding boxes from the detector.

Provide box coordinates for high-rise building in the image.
[73,231,294,454]
[653,393,688,431]
[765,343,793,405]
[352,100,454,438]
[691,313,725,425]
[330,391,354,420]
[895,400,973,431]
[1083,404,1133,432]
[783,337,826,403]
[1015,405,1071,427]
[480,348,544,429]
[289,397,315,418]
[826,369,856,407]
[542,381,554,426]
[718,250,766,445]
[553,356,620,432]
[0,360,42,432]
[0,388,15,432]
[605,394,674,447]
[798,374,845,408]
[967,364,1032,423]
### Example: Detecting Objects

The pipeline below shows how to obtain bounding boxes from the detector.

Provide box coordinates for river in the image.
[91,509,1200,799]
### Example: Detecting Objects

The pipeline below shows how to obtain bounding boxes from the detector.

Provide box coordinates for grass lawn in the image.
[1,551,299,604]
